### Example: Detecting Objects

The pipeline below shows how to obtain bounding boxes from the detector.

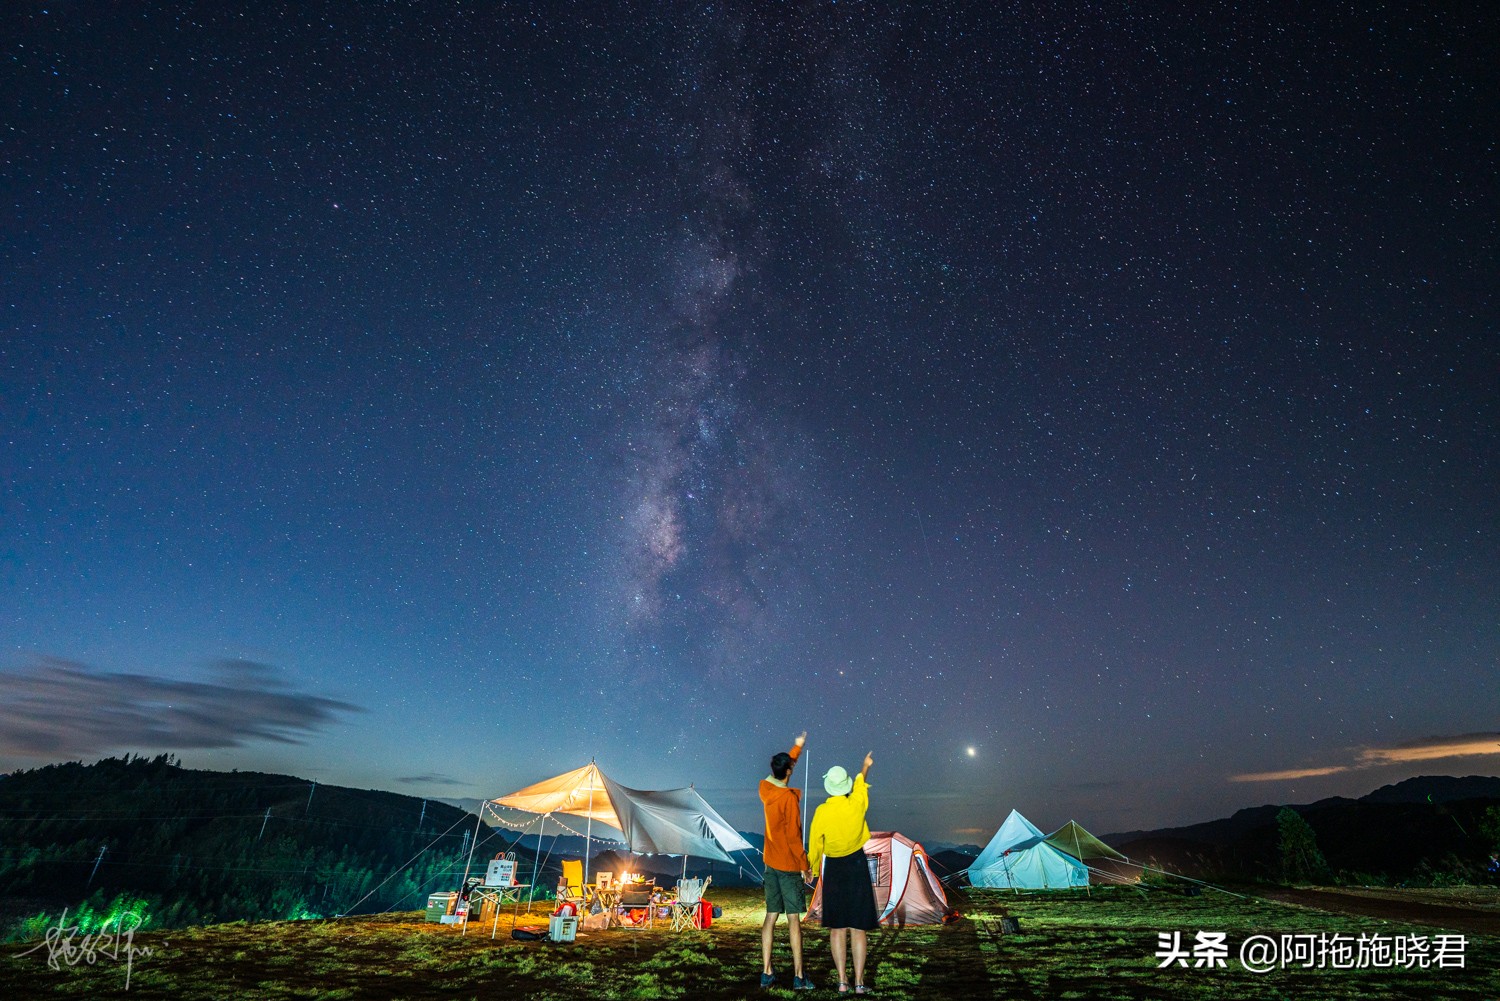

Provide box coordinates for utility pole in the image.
[258,807,272,841]
[306,781,317,815]
[419,799,428,827]
[87,844,107,887]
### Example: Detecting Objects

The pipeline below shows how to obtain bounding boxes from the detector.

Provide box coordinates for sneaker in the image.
[760,972,777,989]
[793,975,817,990]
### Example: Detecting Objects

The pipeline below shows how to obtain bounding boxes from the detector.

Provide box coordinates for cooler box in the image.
[425,892,457,922]
[549,914,579,942]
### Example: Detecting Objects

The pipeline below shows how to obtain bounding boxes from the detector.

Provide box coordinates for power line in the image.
[0,852,473,877]
[0,807,480,835]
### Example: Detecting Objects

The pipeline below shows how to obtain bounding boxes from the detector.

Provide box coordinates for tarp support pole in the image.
[584,760,595,888]
[457,803,491,935]
[459,803,485,892]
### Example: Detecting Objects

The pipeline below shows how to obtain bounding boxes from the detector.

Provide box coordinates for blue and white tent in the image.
[969,809,1089,890]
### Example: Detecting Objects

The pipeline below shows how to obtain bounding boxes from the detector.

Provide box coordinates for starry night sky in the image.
[3,1,1496,845]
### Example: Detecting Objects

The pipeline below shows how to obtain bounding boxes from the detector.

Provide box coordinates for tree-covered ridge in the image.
[0,755,495,937]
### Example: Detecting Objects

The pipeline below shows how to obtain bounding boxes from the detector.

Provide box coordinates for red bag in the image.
[697,900,713,929]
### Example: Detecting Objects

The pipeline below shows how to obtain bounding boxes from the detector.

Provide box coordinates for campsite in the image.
[6,1,1498,997]
[3,758,1499,997]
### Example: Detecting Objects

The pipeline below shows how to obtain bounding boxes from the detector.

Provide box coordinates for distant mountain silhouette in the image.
[1103,776,1500,846]
[1100,775,1500,883]
[0,755,501,933]
[923,840,983,856]
[1359,775,1500,804]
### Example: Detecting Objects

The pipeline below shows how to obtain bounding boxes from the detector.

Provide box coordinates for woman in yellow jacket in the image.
[807,751,877,994]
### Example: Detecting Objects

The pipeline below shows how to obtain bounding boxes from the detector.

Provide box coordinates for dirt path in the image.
[1262,888,1500,938]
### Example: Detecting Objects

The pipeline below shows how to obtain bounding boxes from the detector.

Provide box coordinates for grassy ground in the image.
[1,885,1495,999]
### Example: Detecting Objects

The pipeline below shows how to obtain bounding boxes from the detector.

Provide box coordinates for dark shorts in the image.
[764,866,807,914]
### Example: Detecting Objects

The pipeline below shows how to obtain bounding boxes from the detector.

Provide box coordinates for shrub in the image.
[1411,852,1483,888]
[1276,807,1332,884]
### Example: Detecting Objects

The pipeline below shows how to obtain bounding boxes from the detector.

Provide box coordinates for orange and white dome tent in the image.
[808,831,954,926]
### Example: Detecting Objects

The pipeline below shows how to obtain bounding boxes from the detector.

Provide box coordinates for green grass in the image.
[0,886,1494,999]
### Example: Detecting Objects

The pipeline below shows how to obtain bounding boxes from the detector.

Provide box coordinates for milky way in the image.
[2,1,1495,836]
[605,6,812,681]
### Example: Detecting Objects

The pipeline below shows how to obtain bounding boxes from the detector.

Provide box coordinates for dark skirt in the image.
[820,849,879,930]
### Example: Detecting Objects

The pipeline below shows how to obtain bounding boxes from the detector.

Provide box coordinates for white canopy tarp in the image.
[493,761,751,863]
[493,762,622,830]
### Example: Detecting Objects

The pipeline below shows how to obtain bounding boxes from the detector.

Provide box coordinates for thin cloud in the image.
[1231,732,1500,783]
[1357,734,1500,765]
[0,657,362,759]
[397,774,468,788]
[1230,765,1351,783]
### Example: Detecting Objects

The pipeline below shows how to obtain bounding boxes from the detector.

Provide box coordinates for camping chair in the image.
[619,882,657,929]
[559,859,587,911]
[669,876,710,931]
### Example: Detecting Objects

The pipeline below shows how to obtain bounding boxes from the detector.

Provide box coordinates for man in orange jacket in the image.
[759,731,814,991]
